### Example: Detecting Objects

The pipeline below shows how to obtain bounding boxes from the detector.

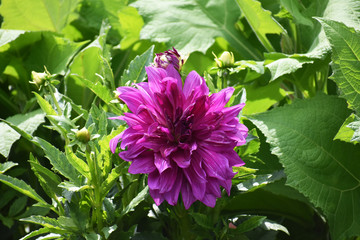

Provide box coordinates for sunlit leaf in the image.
[236,0,284,52]
[0,109,45,157]
[0,0,78,32]
[132,0,261,59]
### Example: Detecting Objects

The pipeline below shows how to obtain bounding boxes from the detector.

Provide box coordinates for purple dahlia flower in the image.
[110,65,248,209]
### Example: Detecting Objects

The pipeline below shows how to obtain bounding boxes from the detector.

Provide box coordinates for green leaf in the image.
[189,212,213,230]
[319,18,360,114]
[243,80,287,115]
[347,116,360,142]
[236,171,286,192]
[0,174,48,205]
[0,0,79,32]
[101,162,127,198]
[264,53,314,81]
[25,33,86,75]
[19,228,51,240]
[34,92,57,116]
[0,161,18,174]
[0,109,45,158]
[65,147,91,180]
[29,157,63,198]
[8,195,27,217]
[33,137,81,185]
[118,6,144,49]
[66,23,113,107]
[334,113,358,143]
[21,215,62,229]
[250,94,360,240]
[118,185,149,218]
[132,0,261,59]
[235,0,284,52]
[0,30,26,47]
[121,45,154,85]
[235,216,267,234]
[279,0,313,27]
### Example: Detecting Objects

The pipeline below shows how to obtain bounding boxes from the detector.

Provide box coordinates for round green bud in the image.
[76,127,91,144]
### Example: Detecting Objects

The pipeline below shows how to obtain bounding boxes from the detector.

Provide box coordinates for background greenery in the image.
[0,0,359,239]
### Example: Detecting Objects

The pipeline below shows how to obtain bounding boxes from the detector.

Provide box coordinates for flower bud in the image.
[30,71,47,88]
[76,127,90,144]
[214,51,235,68]
[153,47,185,72]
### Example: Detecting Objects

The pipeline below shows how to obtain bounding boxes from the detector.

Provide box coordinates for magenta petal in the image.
[128,152,156,174]
[109,133,123,153]
[165,64,183,90]
[145,66,166,93]
[181,181,196,209]
[149,188,164,206]
[183,71,209,99]
[154,153,171,174]
[171,150,191,168]
[200,193,217,208]
[208,87,234,111]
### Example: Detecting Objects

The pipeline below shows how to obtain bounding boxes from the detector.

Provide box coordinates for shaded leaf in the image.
[250,94,360,240]
[0,174,48,205]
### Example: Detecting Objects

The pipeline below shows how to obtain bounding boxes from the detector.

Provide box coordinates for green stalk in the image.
[86,148,104,235]
[46,85,62,116]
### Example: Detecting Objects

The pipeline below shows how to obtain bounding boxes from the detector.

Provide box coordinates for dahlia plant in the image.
[110,49,248,209]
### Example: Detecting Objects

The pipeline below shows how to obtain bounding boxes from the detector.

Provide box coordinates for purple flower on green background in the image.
[110,63,248,209]
[153,47,184,72]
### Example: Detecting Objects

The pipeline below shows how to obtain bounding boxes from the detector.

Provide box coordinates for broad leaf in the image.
[118,6,144,49]
[132,0,261,59]
[121,45,154,85]
[250,94,360,240]
[0,0,78,32]
[0,30,26,47]
[0,174,48,206]
[19,228,51,240]
[0,109,45,158]
[243,80,287,115]
[320,19,360,114]
[25,33,86,75]
[264,53,314,81]
[235,0,284,52]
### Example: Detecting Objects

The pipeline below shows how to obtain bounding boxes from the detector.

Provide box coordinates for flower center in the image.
[173,113,194,144]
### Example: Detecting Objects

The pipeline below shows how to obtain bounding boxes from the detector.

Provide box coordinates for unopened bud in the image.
[76,127,90,144]
[214,51,235,68]
[31,71,47,88]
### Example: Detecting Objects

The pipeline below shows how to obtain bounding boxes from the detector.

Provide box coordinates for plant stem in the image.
[47,85,62,115]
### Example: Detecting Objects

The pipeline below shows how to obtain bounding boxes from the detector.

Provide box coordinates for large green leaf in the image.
[235,0,284,52]
[250,94,360,240]
[320,19,360,114]
[243,80,287,115]
[0,0,78,32]
[25,33,86,75]
[121,45,154,85]
[118,6,144,49]
[0,30,26,48]
[0,109,45,158]
[132,0,261,59]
